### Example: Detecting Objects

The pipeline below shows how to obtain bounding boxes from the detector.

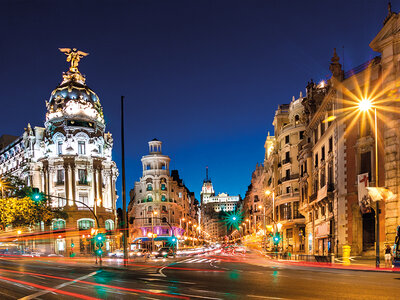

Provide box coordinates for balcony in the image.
[310,192,317,202]
[281,174,299,182]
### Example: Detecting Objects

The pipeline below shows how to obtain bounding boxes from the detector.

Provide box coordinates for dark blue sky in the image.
[0,0,389,206]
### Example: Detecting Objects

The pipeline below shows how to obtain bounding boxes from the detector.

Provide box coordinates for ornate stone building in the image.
[0,49,118,255]
[128,139,198,248]
[200,169,240,241]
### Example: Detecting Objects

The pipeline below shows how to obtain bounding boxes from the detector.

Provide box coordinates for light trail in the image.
[0,268,190,299]
[0,275,98,300]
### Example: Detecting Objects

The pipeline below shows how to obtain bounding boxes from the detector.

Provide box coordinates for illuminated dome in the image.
[45,48,104,124]
[46,80,104,123]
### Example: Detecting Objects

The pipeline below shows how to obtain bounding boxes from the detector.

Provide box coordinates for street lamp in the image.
[258,204,266,250]
[358,98,380,268]
[151,211,158,254]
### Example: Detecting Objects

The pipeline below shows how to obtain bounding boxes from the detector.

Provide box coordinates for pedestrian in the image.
[384,244,392,268]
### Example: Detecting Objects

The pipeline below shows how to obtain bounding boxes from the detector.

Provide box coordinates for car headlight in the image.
[161,251,167,255]
[137,253,142,256]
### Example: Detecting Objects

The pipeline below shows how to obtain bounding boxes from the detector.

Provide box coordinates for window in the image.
[78,169,87,184]
[52,219,66,230]
[78,219,94,230]
[285,169,290,179]
[295,115,300,125]
[304,161,307,173]
[299,131,304,140]
[320,169,326,188]
[328,137,333,153]
[78,193,89,207]
[320,121,325,136]
[57,169,64,184]
[105,220,114,230]
[314,128,318,144]
[360,151,372,180]
[286,186,290,194]
[315,208,319,219]
[315,153,318,167]
[58,193,66,207]
[57,141,63,155]
[146,165,151,170]
[161,183,166,190]
[147,195,153,202]
[321,205,326,217]
[321,146,325,161]
[285,135,290,144]
[293,201,303,219]
[78,141,86,155]
[161,195,166,202]
[98,145,102,155]
[285,151,290,163]
[286,228,293,239]
[146,184,153,191]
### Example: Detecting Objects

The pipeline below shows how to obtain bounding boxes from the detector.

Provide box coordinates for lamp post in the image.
[358,98,380,268]
[151,211,158,254]
[258,204,266,250]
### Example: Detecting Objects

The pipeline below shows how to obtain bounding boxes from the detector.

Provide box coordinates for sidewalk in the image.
[258,251,400,273]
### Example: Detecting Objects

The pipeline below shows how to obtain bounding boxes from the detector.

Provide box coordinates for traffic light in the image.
[95,233,105,256]
[272,232,281,245]
[29,188,44,202]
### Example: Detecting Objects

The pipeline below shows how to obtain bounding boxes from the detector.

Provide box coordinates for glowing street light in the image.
[358,98,372,112]
[357,97,380,268]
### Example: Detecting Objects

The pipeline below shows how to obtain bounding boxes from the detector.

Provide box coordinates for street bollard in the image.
[342,245,351,265]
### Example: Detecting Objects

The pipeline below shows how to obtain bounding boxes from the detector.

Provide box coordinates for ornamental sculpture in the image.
[59,48,89,73]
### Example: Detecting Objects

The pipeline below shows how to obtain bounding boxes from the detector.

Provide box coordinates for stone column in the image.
[64,163,69,206]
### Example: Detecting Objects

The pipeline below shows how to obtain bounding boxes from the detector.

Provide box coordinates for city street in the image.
[0,250,398,299]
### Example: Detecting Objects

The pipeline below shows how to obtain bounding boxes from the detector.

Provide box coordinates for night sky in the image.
[0,0,389,207]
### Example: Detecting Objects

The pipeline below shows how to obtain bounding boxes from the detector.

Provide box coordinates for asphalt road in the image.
[0,251,398,299]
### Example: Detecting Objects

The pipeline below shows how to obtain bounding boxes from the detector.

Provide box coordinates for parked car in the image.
[129,248,150,258]
[108,249,124,258]
[154,247,174,258]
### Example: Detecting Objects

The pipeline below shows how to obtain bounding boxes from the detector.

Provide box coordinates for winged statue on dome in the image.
[59,48,89,73]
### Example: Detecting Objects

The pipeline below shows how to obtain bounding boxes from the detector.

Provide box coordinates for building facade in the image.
[200,171,240,241]
[0,49,118,255]
[128,140,198,249]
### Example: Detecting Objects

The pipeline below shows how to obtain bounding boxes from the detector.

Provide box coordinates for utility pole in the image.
[121,96,128,266]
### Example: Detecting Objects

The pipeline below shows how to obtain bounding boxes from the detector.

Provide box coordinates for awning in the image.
[132,236,173,243]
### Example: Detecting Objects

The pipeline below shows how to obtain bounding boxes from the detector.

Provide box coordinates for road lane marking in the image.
[0,275,97,300]
[19,270,99,300]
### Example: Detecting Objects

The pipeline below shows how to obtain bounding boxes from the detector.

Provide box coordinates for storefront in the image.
[315,222,330,255]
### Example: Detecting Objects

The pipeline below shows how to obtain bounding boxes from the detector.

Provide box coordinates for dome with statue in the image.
[45,48,104,124]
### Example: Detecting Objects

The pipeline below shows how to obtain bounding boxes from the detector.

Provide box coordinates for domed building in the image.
[0,49,118,255]
[128,139,199,250]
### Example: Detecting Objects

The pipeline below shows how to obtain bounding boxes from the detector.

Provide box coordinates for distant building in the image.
[128,140,198,249]
[200,168,240,241]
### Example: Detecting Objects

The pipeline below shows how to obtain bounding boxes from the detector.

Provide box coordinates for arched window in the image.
[147,184,153,191]
[52,219,66,230]
[77,219,95,230]
[147,195,153,202]
[105,220,114,230]
[148,206,153,212]
[161,195,166,202]
[295,115,300,125]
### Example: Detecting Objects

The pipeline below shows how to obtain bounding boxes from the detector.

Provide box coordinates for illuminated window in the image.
[52,219,65,230]
[78,219,94,230]
[105,220,114,230]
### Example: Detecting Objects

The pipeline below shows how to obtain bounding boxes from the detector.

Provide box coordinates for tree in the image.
[0,175,67,230]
